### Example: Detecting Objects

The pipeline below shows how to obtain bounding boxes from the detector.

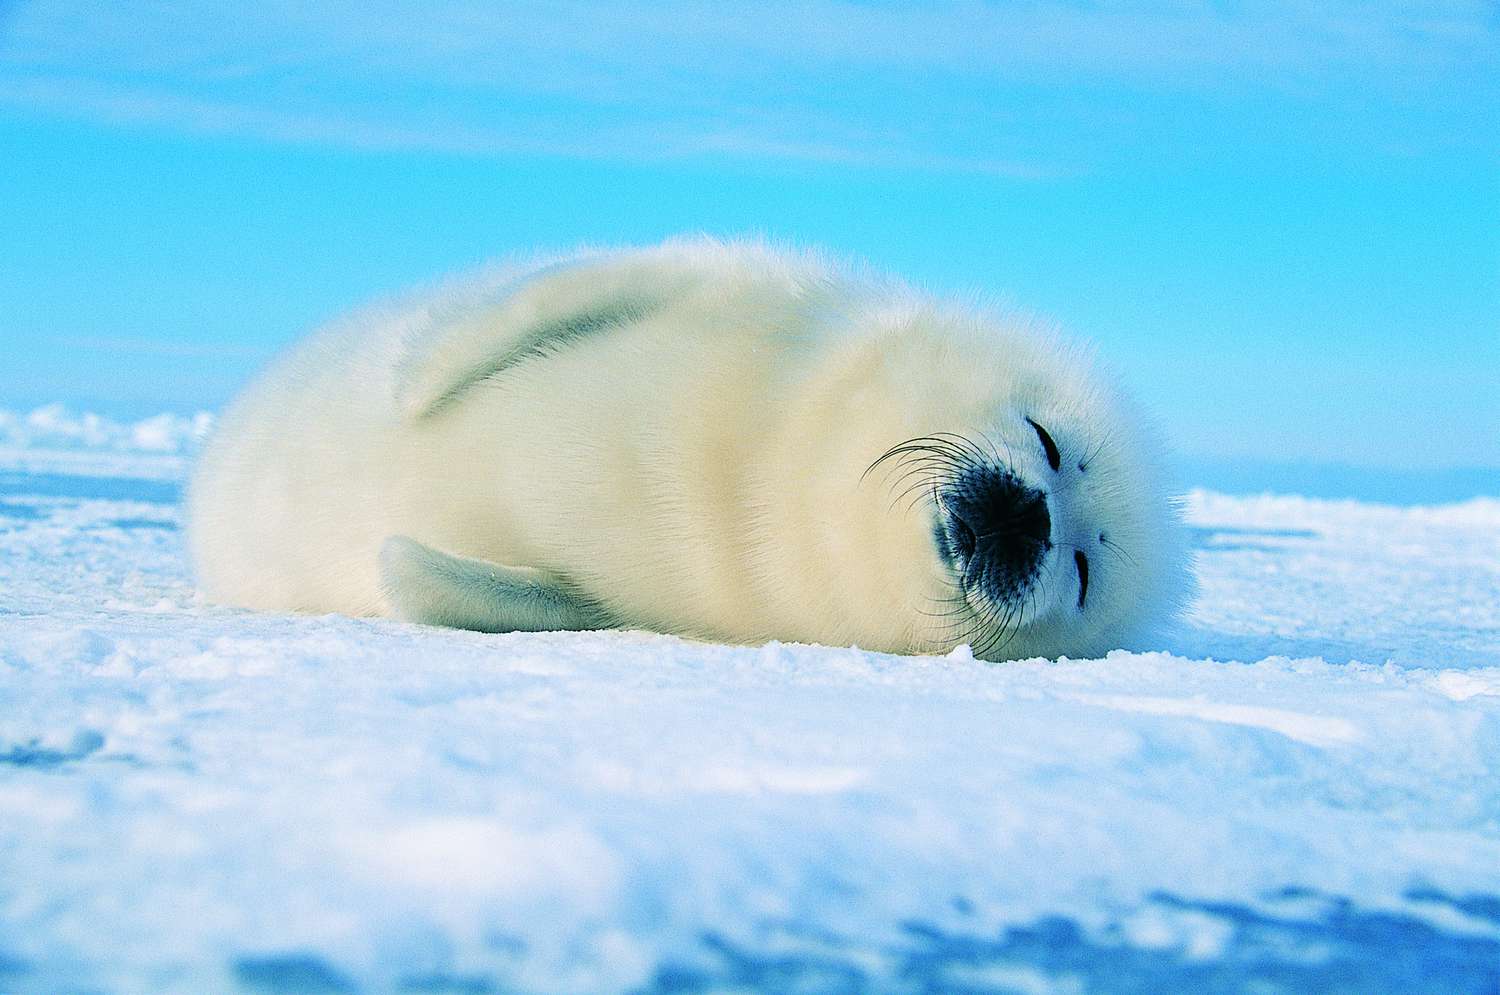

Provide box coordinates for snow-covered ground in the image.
[3,407,1499,994]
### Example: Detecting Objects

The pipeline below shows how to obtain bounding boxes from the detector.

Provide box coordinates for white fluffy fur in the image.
[188,238,1184,660]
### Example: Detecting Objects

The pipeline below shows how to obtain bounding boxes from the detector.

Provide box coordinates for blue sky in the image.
[2,0,1496,473]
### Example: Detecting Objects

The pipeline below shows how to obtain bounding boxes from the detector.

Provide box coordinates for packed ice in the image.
[2,406,1498,993]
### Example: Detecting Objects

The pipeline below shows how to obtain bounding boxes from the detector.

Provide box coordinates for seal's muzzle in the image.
[938,467,1052,605]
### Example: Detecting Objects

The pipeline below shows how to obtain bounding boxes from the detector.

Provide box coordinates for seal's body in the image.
[189,240,1183,660]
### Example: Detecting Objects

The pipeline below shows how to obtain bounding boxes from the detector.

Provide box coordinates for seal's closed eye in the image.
[1075,549,1089,609]
[1027,418,1061,472]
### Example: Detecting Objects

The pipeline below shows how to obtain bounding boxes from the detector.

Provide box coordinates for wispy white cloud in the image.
[9,1,1494,86]
[0,75,555,154]
[0,71,1070,177]
[51,335,276,361]
[1,0,1494,168]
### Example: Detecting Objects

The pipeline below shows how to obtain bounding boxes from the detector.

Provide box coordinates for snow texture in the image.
[2,406,1499,994]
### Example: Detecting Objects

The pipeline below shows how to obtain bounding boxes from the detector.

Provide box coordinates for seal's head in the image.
[837,303,1186,662]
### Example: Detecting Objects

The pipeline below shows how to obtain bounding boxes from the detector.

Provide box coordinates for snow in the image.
[0,404,214,455]
[2,406,1499,994]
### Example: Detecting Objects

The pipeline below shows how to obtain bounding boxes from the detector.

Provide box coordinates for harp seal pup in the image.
[188,239,1185,661]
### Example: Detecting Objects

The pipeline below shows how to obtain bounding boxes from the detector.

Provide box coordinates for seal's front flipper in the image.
[379,535,606,633]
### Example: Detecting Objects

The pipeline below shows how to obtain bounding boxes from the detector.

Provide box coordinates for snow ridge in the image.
[0,405,214,455]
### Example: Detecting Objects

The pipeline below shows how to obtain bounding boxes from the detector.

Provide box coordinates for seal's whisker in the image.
[919,572,980,644]
[928,432,991,467]
[982,597,1025,657]
[864,445,973,504]
[950,600,987,651]
[1100,535,1136,566]
[879,444,972,469]
[972,603,1010,659]
[912,594,972,627]
[1078,425,1119,472]
[902,491,931,516]
[893,477,944,513]
[975,428,1004,468]
[991,595,1033,657]
[916,604,972,623]
[888,458,962,490]
[1079,436,1103,471]
[889,473,941,502]
[960,574,1006,651]
[894,453,976,484]
[864,436,981,479]
[889,447,971,470]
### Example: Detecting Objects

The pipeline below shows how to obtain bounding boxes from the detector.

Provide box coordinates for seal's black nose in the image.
[939,468,1051,600]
